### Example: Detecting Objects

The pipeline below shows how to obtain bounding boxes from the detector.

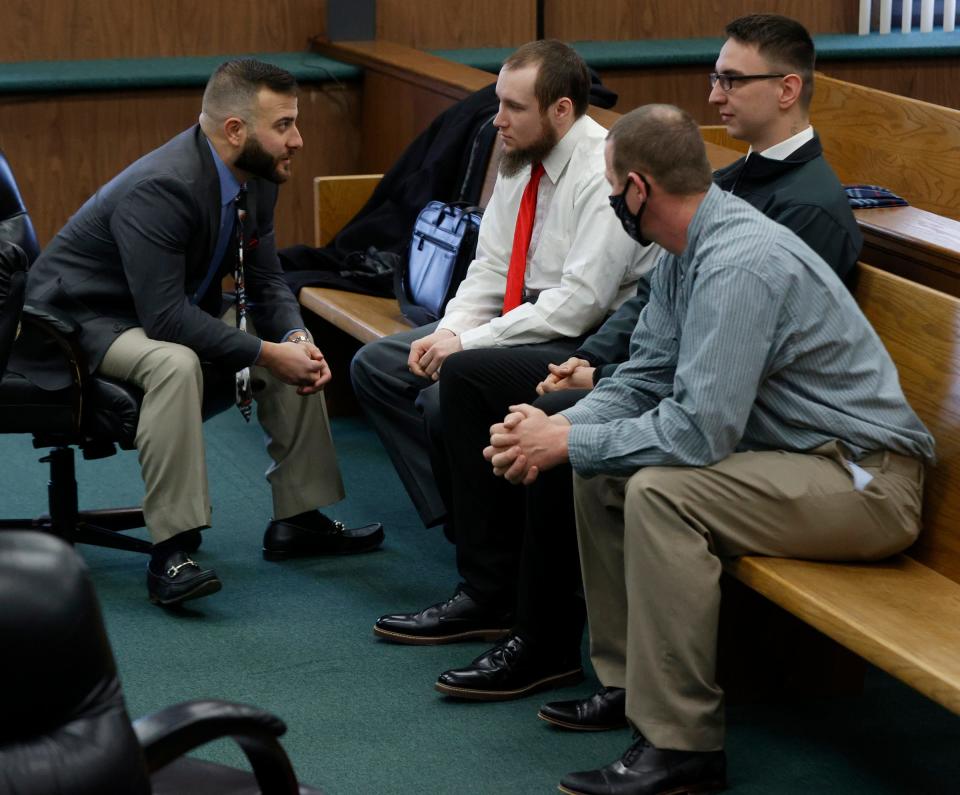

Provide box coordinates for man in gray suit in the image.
[24,59,382,607]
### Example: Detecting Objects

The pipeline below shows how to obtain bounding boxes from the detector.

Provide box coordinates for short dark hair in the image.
[502,39,590,117]
[724,14,815,108]
[608,105,713,196]
[202,59,298,123]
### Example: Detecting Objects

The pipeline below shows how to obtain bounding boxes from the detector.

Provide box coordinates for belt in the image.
[856,450,923,479]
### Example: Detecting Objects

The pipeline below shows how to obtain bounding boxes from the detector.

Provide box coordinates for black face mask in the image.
[609,174,652,247]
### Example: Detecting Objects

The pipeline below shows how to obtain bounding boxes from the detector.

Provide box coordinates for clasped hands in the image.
[484,404,571,485]
[408,329,463,380]
[258,336,330,395]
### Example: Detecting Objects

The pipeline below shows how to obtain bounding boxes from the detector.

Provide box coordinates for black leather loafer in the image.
[435,633,583,701]
[373,588,513,645]
[147,552,222,607]
[539,686,628,731]
[558,735,727,795]
[263,512,384,560]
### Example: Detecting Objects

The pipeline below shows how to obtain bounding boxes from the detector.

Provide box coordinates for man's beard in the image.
[235,135,288,184]
[499,117,558,178]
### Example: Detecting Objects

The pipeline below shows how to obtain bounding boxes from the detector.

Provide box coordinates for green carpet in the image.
[2,413,958,793]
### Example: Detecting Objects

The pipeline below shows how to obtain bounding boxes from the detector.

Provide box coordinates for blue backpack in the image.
[394,201,483,326]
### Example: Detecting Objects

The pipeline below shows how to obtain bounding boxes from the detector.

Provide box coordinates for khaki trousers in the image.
[98,327,344,543]
[573,442,924,751]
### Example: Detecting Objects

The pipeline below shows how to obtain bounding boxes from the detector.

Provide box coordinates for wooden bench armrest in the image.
[313,174,384,247]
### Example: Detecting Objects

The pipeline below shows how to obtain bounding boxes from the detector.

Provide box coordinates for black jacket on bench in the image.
[280,75,618,298]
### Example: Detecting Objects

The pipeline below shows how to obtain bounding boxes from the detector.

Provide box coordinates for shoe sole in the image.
[434,668,584,701]
[537,711,629,732]
[262,536,385,561]
[372,624,511,645]
[558,780,726,795]
[149,577,222,607]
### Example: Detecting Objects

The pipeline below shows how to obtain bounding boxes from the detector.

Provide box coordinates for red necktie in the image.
[503,162,545,314]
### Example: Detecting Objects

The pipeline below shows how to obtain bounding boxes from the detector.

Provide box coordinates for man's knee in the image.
[146,343,202,390]
[350,339,380,390]
[624,467,686,513]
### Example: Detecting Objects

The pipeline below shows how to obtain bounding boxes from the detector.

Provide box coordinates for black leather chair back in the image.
[0,532,150,795]
[0,150,40,265]
[0,240,27,379]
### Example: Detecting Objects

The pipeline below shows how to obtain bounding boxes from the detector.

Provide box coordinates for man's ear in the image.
[223,115,246,147]
[552,96,574,123]
[779,74,804,111]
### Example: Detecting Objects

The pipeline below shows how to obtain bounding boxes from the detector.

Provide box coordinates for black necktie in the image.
[234,187,253,421]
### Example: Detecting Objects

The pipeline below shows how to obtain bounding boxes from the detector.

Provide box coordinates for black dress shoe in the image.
[263,511,384,560]
[558,734,727,795]
[373,588,513,645]
[539,686,628,731]
[147,552,222,607]
[435,633,583,701]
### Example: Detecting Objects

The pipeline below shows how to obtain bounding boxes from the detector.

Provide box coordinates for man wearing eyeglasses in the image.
[708,14,861,283]
[382,14,863,707]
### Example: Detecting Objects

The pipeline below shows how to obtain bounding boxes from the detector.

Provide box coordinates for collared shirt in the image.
[562,184,935,476]
[751,125,815,160]
[192,139,244,305]
[438,115,656,349]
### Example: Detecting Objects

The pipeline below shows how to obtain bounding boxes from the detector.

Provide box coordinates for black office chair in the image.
[0,150,233,554]
[0,530,324,795]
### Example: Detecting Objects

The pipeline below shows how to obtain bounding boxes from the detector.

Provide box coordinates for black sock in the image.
[150,531,196,572]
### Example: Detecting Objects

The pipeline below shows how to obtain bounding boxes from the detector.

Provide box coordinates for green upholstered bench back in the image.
[0,52,359,94]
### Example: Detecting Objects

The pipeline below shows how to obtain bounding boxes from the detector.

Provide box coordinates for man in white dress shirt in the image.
[351,39,652,534]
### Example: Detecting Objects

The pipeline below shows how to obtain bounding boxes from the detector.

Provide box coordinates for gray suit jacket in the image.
[22,126,303,388]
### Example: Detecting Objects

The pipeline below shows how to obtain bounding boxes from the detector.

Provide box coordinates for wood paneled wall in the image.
[1,0,326,61]
[0,83,361,248]
[376,0,536,48]
[544,1,858,39]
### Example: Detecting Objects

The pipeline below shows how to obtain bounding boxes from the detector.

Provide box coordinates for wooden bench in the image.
[726,263,960,715]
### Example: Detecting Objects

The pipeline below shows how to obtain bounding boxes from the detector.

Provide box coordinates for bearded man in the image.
[23,59,383,608]
[351,40,652,540]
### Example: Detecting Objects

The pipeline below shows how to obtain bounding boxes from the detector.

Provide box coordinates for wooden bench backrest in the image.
[856,264,960,583]
[812,75,960,221]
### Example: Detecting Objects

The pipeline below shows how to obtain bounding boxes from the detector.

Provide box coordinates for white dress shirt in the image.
[751,125,815,160]
[438,114,655,349]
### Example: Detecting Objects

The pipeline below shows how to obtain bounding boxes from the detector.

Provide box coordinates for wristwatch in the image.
[288,333,310,344]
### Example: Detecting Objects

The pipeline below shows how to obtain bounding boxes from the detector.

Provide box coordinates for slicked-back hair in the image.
[608,105,712,196]
[724,14,815,108]
[202,59,298,123]
[502,39,590,117]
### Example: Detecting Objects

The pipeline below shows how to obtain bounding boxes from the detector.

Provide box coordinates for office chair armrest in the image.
[133,699,300,792]
[22,301,81,336]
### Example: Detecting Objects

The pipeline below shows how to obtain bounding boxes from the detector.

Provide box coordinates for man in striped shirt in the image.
[486,104,934,795]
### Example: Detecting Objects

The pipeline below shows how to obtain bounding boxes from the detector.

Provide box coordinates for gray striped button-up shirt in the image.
[562,184,935,477]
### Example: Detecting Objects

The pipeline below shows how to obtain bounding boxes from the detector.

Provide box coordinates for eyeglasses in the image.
[709,72,786,92]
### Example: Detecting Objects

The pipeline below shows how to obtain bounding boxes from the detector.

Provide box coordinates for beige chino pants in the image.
[98,326,344,543]
[573,442,924,752]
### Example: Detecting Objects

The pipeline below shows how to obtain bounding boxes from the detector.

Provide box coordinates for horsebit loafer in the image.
[539,686,628,731]
[263,511,384,560]
[147,552,222,607]
[435,633,583,701]
[374,588,513,645]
